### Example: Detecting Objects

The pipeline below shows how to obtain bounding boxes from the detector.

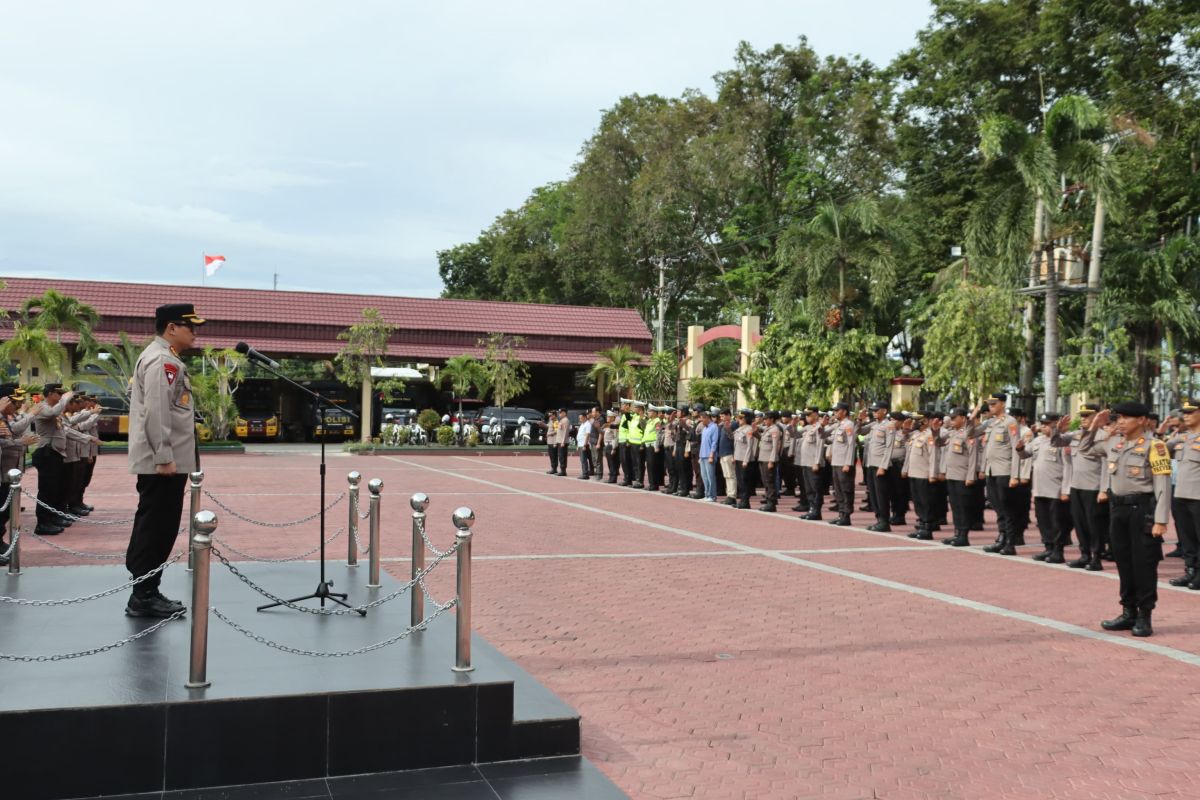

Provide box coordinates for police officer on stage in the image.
[125,303,205,618]
[1080,402,1172,637]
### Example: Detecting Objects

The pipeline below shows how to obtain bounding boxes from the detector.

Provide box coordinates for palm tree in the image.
[76,331,148,407]
[589,344,641,402]
[635,350,679,402]
[0,322,68,384]
[782,197,899,334]
[973,94,1123,412]
[440,354,487,423]
[21,289,101,375]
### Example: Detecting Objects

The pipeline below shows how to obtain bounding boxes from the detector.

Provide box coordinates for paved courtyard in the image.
[13,449,1200,799]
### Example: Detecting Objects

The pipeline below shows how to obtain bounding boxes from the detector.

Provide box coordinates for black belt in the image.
[1110,493,1153,506]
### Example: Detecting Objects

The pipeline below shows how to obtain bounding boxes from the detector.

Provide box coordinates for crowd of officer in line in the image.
[543,393,1200,638]
[0,382,103,566]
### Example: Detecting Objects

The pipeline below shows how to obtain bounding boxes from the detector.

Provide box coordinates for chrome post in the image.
[346,471,361,567]
[451,507,475,673]
[409,493,430,626]
[187,471,203,572]
[366,478,383,588]
[187,510,217,689]
[7,469,22,575]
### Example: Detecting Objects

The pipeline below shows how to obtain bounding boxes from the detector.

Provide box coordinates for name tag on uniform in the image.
[1047,450,1058,462]
[837,434,846,443]
[1133,447,1145,455]
[994,434,1005,442]
[1127,466,1143,477]
[179,392,191,408]
[915,441,924,451]
[1108,462,1117,473]
[952,443,963,453]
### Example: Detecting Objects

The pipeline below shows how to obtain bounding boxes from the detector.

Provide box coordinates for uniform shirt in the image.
[733,423,755,462]
[627,413,644,446]
[757,423,782,464]
[1014,424,1035,481]
[128,336,199,475]
[64,409,96,463]
[862,419,897,469]
[939,425,980,482]
[603,423,616,447]
[1079,427,1172,525]
[1166,430,1200,501]
[1018,434,1072,499]
[796,423,826,469]
[825,418,858,467]
[901,428,937,479]
[576,419,592,447]
[780,423,795,458]
[33,392,77,457]
[1052,429,1105,491]
[557,417,572,446]
[0,413,31,482]
[979,414,1023,478]
[645,417,663,451]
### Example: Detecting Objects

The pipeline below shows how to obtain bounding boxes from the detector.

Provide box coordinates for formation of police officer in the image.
[561,393,1190,637]
[124,303,205,619]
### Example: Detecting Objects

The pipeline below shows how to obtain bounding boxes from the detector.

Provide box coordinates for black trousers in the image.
[1070,488,1101,558]
[32,447,68,526]
[1014,482,1032,533]
[929,479,948,523]
[556,445,568,475]
[831,464,855,515]
[619,443,633,484]
[802,466,823,513]
[1109,495,1164,612]
[758,462,779,506]
[947,479,970,533]
[864,466,881,521]
[1174,497,1200,571]
[547,443,559,473]
[969,480,986,528]
[591,444,603,479]
[632,445,644,484]
[126,473,188,595]
[890,463,910,520]
[605,445,619,481]
[780,461,797,495]
[578,446,592,477]
[690,452,702,494]
[645,447,661,490]
[985,475,1015,538]
[910,477,930,528]
[1034,496,1071,547]
[735,461,753,505]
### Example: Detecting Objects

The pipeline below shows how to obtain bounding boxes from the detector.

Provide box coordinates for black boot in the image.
[830,514,851,526]
[914,529,933,541]
[1101,607,1137,631]
[1045,546,1065,564]
[1068,553,1090,569]
[1085,555,1104,572]
[1188,572,1200,591]
[1032,548,1052,562]
[1169,567,1196,587]
[866,521,892,532]
[1132,611,1153,637]
[944,531,970,547]
[804,510,823,521]
[1166,546,1183,558]
[982,531,1006,553]
[889,515,907,526]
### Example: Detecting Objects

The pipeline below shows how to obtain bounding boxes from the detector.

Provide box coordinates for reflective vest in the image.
[617,413,630,443]
[627,413,644,445]
[643,417,661,447]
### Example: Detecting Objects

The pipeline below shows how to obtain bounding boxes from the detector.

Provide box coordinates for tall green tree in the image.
[919,281,1024,406]
[440,354,489,422]
[589,344,642,402]
[76,331,148,407]
[635,350,678,402]
[0,322,68,384]
[20,289,100,376]
[478,333,530,411]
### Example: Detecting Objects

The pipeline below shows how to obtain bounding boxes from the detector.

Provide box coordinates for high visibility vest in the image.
[617,413,630,443]
[644,417,661,447]
[627,413,644,445]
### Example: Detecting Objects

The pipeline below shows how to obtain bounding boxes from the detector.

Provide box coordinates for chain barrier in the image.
[211,540,460,616]
[0,610,186,662]
[211,600,456,658]
[203,490,345,528]
[0,527,18,560]
[31,496,135,526]
[0,490,11,515]
[212,527,345,563]
[26,529,126,560]
[350,523,369,556]
[0,552,185,606]
[350,492,371,521]
[417,571,455,612]
[415,516,451,558]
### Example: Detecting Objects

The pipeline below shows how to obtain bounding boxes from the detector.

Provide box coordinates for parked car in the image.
[477,407,546,444]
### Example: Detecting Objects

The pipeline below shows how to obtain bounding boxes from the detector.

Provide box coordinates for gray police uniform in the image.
[980,414,1023,545]
[1166,428,1200,579]
[1053,428,1111,565]
[1019,434,1073,556]
[796,421,826,516]
[825,417,858,520]
[940,424,980,540]
[31,392,76,529]
[902,428,937,532]
[126,336,198,596]
[863,419,898,527]
[1080,426,1171,615]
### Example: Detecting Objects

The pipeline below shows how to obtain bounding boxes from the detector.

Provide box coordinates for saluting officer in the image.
[901,411,937,539]
[1052,403,1108,570]
[938,408,981,547]
[862,402,897,531]
[732,409,756,509]
[0,386,38,565]
[1079,403,1172,637]
[978,393,1023,555]
[1162,400,1200,589]
[125,303,205,619]
[1017,413,1073,563]
[824,402,858,526]
[794,407,826,519]
[31,383,89,533]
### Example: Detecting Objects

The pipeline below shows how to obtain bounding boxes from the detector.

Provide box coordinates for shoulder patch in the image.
[163,362,179,386]
[1150,440,1172,476]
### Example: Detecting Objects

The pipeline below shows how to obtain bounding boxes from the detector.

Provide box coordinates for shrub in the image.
[417,408,441,433]
[436,425,456,446]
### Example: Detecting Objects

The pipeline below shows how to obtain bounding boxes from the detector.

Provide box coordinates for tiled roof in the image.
[0,278,652,342]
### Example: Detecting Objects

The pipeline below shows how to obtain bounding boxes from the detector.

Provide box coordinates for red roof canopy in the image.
[0,277,652,367]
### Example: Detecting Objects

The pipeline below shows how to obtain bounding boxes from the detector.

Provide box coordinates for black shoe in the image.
[803,512,823,521]
[761,504,776,513]
[866,522,892,532]
[125,594,187,619]
[1166,547,1183,558]
[945,534,970,547]
[1188,573,1200,591]
[724,498,737,506]
[34,524,64,535]
[998,545,1017,556]
[1067,556,1090,568]
[889,516,906,526]
[153,591,186,612]
[1045,549,1065,564]
[982,542,1003,553]
[81,504,94,512]
[1170,569,1196,587]
[631,482,643,489]
[914,530,933,540]
[1032,549,1051,562]
[1101,550,1115,562]
[1101,608,1137,631]
[558,472,567,477]
[1132,614,1153,637]
[69,506,91,517]
[831,515,851,526]
[735,502,750,510]
[859,505,873,512]
[546,470,557,474]
[688,492,703,499]
[1085,558,1104,572]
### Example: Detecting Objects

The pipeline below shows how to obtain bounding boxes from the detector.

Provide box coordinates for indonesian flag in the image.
[204,254,226,277]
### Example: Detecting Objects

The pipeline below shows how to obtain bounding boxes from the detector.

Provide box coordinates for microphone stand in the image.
[248,357,365,616]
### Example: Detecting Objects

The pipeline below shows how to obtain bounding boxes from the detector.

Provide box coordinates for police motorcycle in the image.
[407,418,428,445]
[381,414,404,446]
[482,416,505,446]
[515,416,532,446]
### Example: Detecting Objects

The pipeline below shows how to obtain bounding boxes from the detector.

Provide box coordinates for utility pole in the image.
[656,257,666,352]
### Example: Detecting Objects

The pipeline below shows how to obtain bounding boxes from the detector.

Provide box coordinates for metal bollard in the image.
[410,493,430,627]
[346,471,362,567]
[7,469,22,575]
[366,478,383,588]
[187,471,203,572]
[187,510,218,689]
[451,507,475,672]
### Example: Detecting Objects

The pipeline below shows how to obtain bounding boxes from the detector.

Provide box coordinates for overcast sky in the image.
[0,1,932,298]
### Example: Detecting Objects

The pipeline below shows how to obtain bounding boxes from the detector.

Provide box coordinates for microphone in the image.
[235,341,281,369]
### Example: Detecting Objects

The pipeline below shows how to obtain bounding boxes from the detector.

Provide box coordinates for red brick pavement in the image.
[17,450,1200,799]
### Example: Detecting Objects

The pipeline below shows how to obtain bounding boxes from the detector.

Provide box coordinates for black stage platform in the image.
[0,562,624,800]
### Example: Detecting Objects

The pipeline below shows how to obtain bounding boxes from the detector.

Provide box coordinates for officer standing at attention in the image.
[31,383,88,533]
[1052,403,1108,570]
[1162,401,1200,589]
[616,399,632,485]
[545,411,560,475]
[1017,413,1073,563]
[1080,403,1172,637]
[795,407,826,518]
[978,393,1022,555]
[125,303,205,619]
[0,386,39,565]
[862,402,896,532]
[825,402,858,526]
[732,409,756,509]
[938,408,981,547]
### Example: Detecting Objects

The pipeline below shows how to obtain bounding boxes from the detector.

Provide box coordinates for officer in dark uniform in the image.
[125,303,205,618]
[1079,402,1172,637]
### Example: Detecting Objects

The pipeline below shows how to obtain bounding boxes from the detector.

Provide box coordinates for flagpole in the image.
[201,253,206,287]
